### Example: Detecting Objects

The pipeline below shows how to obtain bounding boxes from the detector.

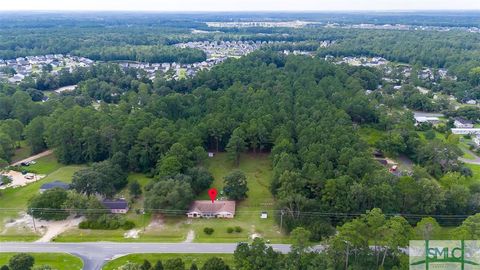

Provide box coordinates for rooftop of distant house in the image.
[40,180,70,191]
[188,200,236,215]
[455,117,473,125]
[102,199,129,210]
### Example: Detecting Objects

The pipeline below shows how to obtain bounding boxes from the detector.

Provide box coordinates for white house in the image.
[451,128,480,135]
[414,116,440,125]
[454,118,474,128]
[187,200,236,219]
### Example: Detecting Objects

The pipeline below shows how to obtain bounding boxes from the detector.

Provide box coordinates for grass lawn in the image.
[191,153,286,243]
[102,253,233,270]
[0,165,85,240]
[18,153,62,175]
[417,130,446,142]
[0,253,83,270]
[11,141,32,163]
[466,164,480,181]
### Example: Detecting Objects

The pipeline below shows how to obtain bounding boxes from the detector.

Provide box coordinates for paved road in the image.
[459,147,480,165]
[11,150,53,166]
[0,242,294,270]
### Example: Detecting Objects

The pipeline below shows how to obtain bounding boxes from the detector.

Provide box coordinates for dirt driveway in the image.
[11,150,53,166]
[0,170,45,189]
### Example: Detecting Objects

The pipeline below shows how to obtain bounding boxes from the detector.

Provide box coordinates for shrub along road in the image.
[0,242,301,270]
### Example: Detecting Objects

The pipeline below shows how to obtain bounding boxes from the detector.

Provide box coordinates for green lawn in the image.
[102,253,233,270]
[18,153,62,175]
[417,130,446,142]
[0,253,83,270]
[0,165,85,240]
[11,141,32,163]
[192,153,286,243]
[467,164,480,181]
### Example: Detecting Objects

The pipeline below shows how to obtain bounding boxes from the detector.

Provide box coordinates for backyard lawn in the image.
[192,152,285,243]
[102,253,233,270]
[0,253,83,270]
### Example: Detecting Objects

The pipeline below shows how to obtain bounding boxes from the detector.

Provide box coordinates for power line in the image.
[1,207,476,219]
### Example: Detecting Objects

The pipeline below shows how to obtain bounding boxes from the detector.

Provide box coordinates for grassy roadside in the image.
[102,253,233,270]
[0,253,83,270]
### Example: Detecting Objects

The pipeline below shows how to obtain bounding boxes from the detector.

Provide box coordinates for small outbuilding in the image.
[102,199,129,214]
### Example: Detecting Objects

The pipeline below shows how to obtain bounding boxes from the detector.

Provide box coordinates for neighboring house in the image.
[454,118,474,128]
[466,100,477,105]
[102,199,129,214]
[414,116,440,125]
[187,200,236,219]
[39,181,70,193]
[451,128,480,135]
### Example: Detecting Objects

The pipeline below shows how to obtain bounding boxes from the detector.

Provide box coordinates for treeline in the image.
[1,51,478,241]
[72,46,207,64]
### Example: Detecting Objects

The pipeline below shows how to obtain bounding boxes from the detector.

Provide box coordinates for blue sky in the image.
[2,0,480,11]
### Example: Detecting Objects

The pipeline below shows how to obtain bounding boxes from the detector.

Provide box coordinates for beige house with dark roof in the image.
[186,200,236,219]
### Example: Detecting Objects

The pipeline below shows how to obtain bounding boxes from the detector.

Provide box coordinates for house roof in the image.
[40,180,70,190]
[188,200,236,215]
[102,199,128,210]
[455,118,473,125]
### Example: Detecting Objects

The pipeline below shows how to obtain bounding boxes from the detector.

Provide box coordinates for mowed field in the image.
[0,253,83,270]
[56,152,288,243]
[192,152,285,243]
[102,253,233,270]
[0,153,85,241]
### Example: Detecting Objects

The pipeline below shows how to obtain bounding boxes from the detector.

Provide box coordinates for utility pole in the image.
[280,209,284,232]
[142,209,146,232]
[31,209,37,232]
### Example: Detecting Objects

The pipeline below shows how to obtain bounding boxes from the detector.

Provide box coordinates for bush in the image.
[1,265,9,270]
[234,226,242,233]
[79,215,135,230]
[0,175,12,185]
[9,253,34,270]
[203,227,214,235]
[227,227,234,233]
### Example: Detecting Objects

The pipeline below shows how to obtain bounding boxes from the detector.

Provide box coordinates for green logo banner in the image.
[410,240,480,270]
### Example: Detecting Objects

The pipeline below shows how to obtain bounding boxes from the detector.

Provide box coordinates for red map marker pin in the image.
[208,188,218,203]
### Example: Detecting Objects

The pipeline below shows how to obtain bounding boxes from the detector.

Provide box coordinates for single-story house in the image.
[451,128,480,135]
[39,181,70,193]
[454,118,474,128]
[102,199,129,214]
[187,200,236,219]
[414,116,440,125]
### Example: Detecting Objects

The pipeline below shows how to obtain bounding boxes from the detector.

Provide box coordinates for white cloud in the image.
[1,0,480,11]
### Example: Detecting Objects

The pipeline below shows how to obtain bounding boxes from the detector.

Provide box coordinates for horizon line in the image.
[1,9,480,13]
